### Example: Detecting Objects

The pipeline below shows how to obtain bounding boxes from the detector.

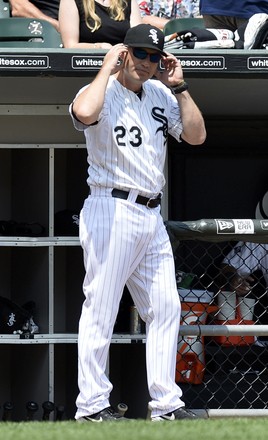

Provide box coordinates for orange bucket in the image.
[176,301,211,385]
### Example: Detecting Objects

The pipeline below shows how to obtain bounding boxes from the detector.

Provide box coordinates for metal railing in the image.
[165,219,268,417]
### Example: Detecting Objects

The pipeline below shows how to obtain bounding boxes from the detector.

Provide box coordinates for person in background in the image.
[199,0,268,32]
[221,241,268,296]
[139,0,200,30]
[219,241,268,345]
[70,23,206,422]
[59,0,142,49]
[9,0,60,32]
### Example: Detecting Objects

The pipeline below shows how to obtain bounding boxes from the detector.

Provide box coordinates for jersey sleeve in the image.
[69,103,88,131]
[166,88,183,142]
[69,84,91,131]
[222,241,265,276]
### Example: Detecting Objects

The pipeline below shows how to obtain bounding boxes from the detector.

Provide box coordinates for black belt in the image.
[111,189,161,208]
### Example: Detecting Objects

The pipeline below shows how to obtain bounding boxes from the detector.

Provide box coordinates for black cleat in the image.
[77,406,129,423]
[152,407,197,421]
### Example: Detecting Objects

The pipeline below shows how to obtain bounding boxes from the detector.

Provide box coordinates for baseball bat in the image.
[26,401,39,421]
[146,404,152,420]
[42,401,55,421]
[164,32,178,43]
[2,401,13,421]
[55,405,65,421]
[117,402,128,416]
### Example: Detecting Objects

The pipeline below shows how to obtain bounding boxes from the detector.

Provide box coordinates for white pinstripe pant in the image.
[75,189,184,419]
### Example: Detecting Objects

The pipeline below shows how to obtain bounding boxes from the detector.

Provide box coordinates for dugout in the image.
[0,45,268,420]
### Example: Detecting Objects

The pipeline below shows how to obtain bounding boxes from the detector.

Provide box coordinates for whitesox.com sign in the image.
[0,55,49,69]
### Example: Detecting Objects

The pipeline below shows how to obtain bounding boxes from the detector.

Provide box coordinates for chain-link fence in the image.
[166,219,268,417]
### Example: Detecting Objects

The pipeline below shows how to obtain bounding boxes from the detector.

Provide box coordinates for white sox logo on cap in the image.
[123,24,167,55]
[149,29,159,45]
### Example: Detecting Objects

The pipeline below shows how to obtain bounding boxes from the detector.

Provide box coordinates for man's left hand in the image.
[154,53,184,88]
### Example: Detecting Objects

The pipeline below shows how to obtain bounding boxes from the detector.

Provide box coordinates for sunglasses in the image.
[132,47,162,63]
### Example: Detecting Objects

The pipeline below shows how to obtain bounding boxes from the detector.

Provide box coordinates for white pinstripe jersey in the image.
[71,76,183,198]
[222,241,268,286]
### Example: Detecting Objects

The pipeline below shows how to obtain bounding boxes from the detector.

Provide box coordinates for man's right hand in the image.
[229,273,255,296]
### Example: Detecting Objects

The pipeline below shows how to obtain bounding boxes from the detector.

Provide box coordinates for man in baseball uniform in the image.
[70,23,206,422]
[221,241,268,295]
[220,241,268,345]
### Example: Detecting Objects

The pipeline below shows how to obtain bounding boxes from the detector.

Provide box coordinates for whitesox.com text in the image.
[0,56,49,69]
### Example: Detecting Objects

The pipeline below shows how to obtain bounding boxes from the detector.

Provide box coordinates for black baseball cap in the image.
[124,24,167,56]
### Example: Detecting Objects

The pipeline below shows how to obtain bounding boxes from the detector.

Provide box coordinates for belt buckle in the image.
[146,197,154,208]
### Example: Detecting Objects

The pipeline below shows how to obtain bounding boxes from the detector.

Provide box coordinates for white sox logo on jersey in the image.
[114,107,168,147]
[152,107,168,144]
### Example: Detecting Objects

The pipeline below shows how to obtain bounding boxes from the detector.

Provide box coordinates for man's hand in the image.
[221,265,255,296]
[102,44,128,76]
[229,273,255,296]
[154,52,184,87]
